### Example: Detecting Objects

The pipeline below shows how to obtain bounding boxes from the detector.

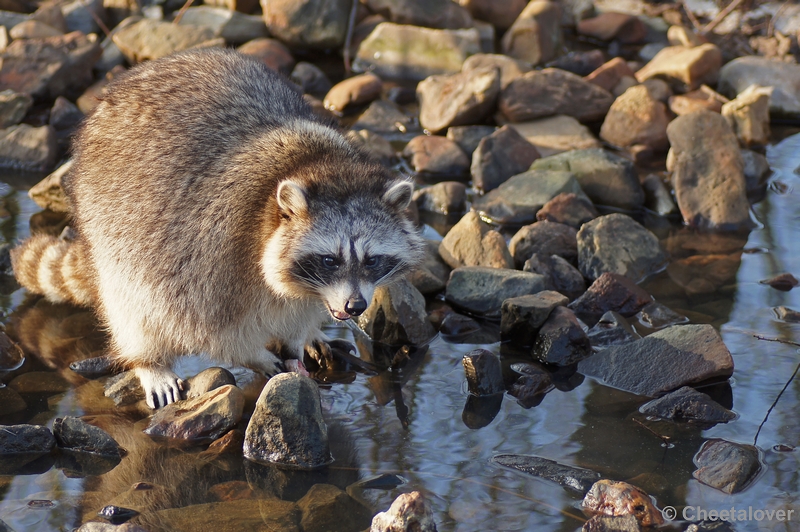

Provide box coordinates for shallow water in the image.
[0,135,799,531]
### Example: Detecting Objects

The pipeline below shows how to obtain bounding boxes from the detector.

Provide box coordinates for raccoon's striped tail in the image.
[11,234,95,307]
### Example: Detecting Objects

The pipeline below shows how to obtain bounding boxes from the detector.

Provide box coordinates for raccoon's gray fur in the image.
[11,49,425,408]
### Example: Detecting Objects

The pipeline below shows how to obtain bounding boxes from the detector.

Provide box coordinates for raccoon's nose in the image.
[345,296,367,316]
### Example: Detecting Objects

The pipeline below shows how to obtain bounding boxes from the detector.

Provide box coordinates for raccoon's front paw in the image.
[136,367,185,409]
[305,338,357,370]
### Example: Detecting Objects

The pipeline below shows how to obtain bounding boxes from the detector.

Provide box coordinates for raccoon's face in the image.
[262,179,423,321]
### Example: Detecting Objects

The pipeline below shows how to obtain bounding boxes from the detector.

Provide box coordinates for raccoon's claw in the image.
[305,339,334,369]
[327,339,357,356]
[136,367,184,409]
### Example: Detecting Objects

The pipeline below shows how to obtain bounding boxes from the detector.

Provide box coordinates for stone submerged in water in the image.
[493,454,601,494]
[692,439,762,494]
[297,483,372,532]
[638,386,736,425]
[370,491,437,532]
[581,479,663,527]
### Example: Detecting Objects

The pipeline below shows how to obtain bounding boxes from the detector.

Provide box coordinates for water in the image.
[0,137,799,531]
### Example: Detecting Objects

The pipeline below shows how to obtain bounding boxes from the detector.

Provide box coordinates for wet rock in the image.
[207,479,257,501]
[445,124,496,155]
[0,330,23,371]
[0,385,26,416]
[509,220,577,267]
[114,19,221,63]
[371,491,437,532]
[458,0,525,30]
[523,254,586,300]
[472,170,590,226]
[666,110,751,230]
[9,370,70,394]
[501,0,563,66]
[438,211,514,269]
[103,371,145,406]
[546,50,605,77]
[462,53,531,90]
[262,0,349,49]
[354,23,481,81]
[413,181,467,215]
[177,6,268,44]
[52,416,122,457]
[97,505,139,525]
[244,372,331,469]
[635,301,687,329]
[742,149,771,197]
[569,273,652,326]
[693,439,761,494]
[358,277,435,345]
[507,115,601,157]
[445,266,546,318]
[584,57,637,93]
[0,424,55,454]
[298,483,372,532]
[775,306,800,323]
[578,324,734,397]
[639,386,736,424]
[536,192,597,228]
[155,499,301,531]
[641,173,677,216]
[471,125,540,192]
[366,0,472,29]
[531,306,592,366]
[323,73,382,114]
[439,311,480,336]
[718,56,800,118]
[530,148,643,211]
[499,68,615,123]
[635,43,722,92]
[417,66,500,134]
[237,37,295,73]
[77,522,149,531]
[508,369,554,407]
[493,454,601,495]
[407,240,450,295]
[582,514,641,532]
[462,392,503,428]
[582,480,663,527]
[721,84,770,147]
[501,291,569,345]
[760,272,799,291]
[352,99,416,138]
[144,384,244,441]
[586,311,640,348]
[402,135,469,178]
[577,12,646,43]
[184,367,236,399]
[462,349,504,396]
[29,159,72,212]
[0,124,58,172]
[290,62,331,96]
[577,214,667,282]
[600,84,669,153]
[0,89,32,128]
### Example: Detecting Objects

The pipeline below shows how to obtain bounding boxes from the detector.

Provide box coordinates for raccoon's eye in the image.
[364,256,380,269]
[321,256,339,270]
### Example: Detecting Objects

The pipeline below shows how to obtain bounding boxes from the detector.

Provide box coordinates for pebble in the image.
[445,266,546,318]
[509,220,578,267]
[635,301,688,329]
[114,19,222,63]
[586,311,640,348]
[536,192,598,228]
[775,306,800,323]
[641,173,677,216]
[347,129,397,166]
[668,85,727,115]
[501,290,569,345]
[546,50,605,77]
[438,211,514,269]
[635,43,722,92]
[290,62,331,96]
[406,240,450,295]
[584,57,637,93]
[0,330,24,371]
[402,135,470,178]
[103,371,145,406]
[417,66,501,134]
[28,159,72,212]
[298,483,372,532]
[666,252,741,296]
[471,124,540,192]
[184,367,236,399]
[0,124,58,172]
[0,385,26,416]
[693,439,762,494]
[439,311,480,337]
[371,491,437,532]
[143,384,242,440]
[760,272,799,291]
[462,53,531,89]
[523,254,586,300]
[721,84,771,146]
[582,480,663,527]
[50,96,84,132]
[568,273,653,326]
[639,386,736,425]
[577,12,647,43]
[357,277,436,345]
[413,181,466,216]
[507,115,601,157]
[323,73,382,114]
[0,89,32,129]
[531,306,593,366]
[718,55,800,117]
[177,6,269,44]
[667,25,704,48]
[507,366,553,407]
[262,0,350,49]
[352,100,417,138]
[365,0,473,30]
[493,454,601,495]
[600,84,670,152]
[52,416,122,457]
[237,37,295,73]
[500,0,563,66]
[462,348,504,396]
[582,514,641,532]
[445,124,496,155]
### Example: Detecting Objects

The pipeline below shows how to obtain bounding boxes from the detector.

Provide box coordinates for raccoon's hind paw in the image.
[136,367,185,409]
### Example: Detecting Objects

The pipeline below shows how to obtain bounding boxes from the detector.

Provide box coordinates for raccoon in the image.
[11,49,425,409]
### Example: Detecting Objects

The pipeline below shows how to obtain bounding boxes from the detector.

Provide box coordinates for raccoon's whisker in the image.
[376,260,406,284]
[293,260,326,289]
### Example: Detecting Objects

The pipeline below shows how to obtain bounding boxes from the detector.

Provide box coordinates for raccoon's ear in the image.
[276,181,308,216]
[383,180,414,210]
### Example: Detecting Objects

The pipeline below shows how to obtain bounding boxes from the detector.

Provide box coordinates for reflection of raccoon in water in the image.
[11,49,425,409]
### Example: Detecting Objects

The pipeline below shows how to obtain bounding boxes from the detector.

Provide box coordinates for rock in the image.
[244,373,331,469]
[439,311,480,337]
[323,73,382,114]
[546,50,605,77]
[586,311,640,348]
[96,505,139,525]
[352,99,416,138]
[445,124,496,155]
[582,480,663,527]
[154,499,301,531]
[354,23,481,81]
[600,84,669,152]
[177,7,268,44]
[472,170,590,226]
[0,424,55,454]
[523,254,586,300]
[493,454,601,495]
[366,0,472,29]
[462,348,504,396]
[531,306,592,366]
[144,384,245,441]
[290,62,331,96]
[402,135,470,178]
[60,0,103,34]
[50,96,84,132]
[718,56,800,118]
[507,115,601,157]
[742,149,771,196]
[507,368,553,407]
[635,43,722,92]
[666,110,751,230]
[0,89,32,129]
[584,57,637,93]
[639,386,736,425]
[262,0,350,49]
[471,125,540,192]
[501,291,569,345]
[68,355,114,379]
[0,10,29,30]
[29,159,72,212]
[721,84,770,146]
[499,68,615,123]
[347,129,397,166]
[9,371,70,393]
[530,148,644,211]
[569,273,652,326]
[184,367,236,399]
[509,220,578,267]
[0,386,26,416]
[635,301,687,329]
[668,85,727,115]
[114,19,221,63]
[666,252,741,296]
[501,0,563,66]
[0,331,23,371]
[775,306,800,323]
[445,266,547,318]
[576,214,667,282]
[692,439,761,494]
[577,12,647,43]
[417,66,500,134]
[641,173,677,216]
[371,491,437,532]
[760,272,799,291]
[582,514,641,532]
[577,324,734,397]
[536,192,597,228]
[459,0,526,31]
[667,25,704,47]
[298,484,372,532]
[237,37,295,73]
[0,124,57,172]
[462,53,531,89]
[52,416,122,456]
[77,522,149,532]
[104,371,145,406]
[358,277,435,345]
[438,211,514,269]
[413,181,467,215]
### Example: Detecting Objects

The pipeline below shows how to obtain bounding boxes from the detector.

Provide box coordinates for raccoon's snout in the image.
[345,296,367,317]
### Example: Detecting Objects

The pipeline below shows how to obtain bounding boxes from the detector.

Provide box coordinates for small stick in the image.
[172,0,195,25]
[633,418,672,446]
[702,0,745,34]
[342,0,359,75]
[681,1,702,31]
[767,0,790,37]
[754,334,800,348]
[754,360,800,446]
